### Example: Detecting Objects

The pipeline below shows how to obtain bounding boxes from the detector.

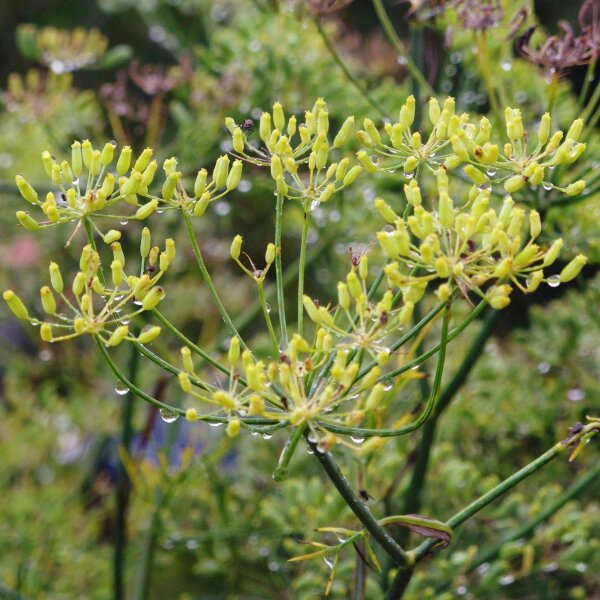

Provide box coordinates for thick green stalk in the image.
[309,438,412,568]
[183,212,245,347]
[371,0,435,97]
[272,423,307,481]
[314,18,387,119]
[275,193,288,348]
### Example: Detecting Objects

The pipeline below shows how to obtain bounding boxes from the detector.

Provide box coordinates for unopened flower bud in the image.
[16,211,39,230]
[71,141,83,176]
[504,175,526,194]
[3,290,29,320]
[226,160,243,190]
[228,336,240,365]
[337,282,350,310]
[40,323,53,342]
[333,116,354,148]
[226,418,241,438]
[404,156,418,174]
[265,243,276,265]
[319,183,335,203]
[542,238,563,267]
[213,155,230,188]
[15,175,39,204]
[230,235,242,260]
[276,175,288,196]
[135,199,158,220]
[162,172,178,201]
[106,326,129,346]
[529,210,541,239]
[559,254,587,282]
[356,150,378,173]
[565,180,585,196]
[181,347,195,374]
[133,148,153,172]
[81,140,93,168]
[111,260,124,286]
[343,166,362,186]
[365,383,386,411]
[178,371,192,393]
[138,326,161,344]
[270,155,283,180]
[194,192,210,217]
[566,118,584,142]
[538,113,551,145]
[232,127,245,153]
[273,101,285,131]
[259,112,271,142]
[185,408,198,421]
[374,197,397,223]
[428,98,440,125]
[101,141,115,166]
[302,295,321,324]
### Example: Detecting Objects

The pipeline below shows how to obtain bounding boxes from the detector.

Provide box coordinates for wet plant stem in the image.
[297,204,311,339]
[275,193,288,347]
[183,212,246,348]
[272,423,307,481]
[371,0,435,98]
[314,18,388,119]
[258,280,279,356]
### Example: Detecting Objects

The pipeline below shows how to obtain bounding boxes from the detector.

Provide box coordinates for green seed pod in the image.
[40,323,53,342]
[560,254,587,282]
[141,286,165,311]
[15,175,39,204]
[71,141,83,176]
[190,170,207,199]
[116,146,132,176]
[16,211,39,231]
[107,325,129,346]
[230,235,243,260]
[3,290,29,320]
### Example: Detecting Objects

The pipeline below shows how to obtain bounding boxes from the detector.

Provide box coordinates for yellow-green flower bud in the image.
[411,131,421,150]
[504,175,526,194]
[82,140,93,168]
[47,262,64,294]
[566,118,584,142]
[178,371,192,393]
[337,282,350,310]
[319,183,335,203]
[487,284,512,309]
[389,122,404,149]
[213,155,230,189]
[91,276,104,295]
[315,143,329,171]
[71,141,83,176]
[142,286,165,310]
[162,172,178,201]
[194,168,208,197]
[404,156,418,174]
[228,336,240,366]
[133,148,153,172]
[259,112,271,142]
[281,116,294,139]
[270,155,283,180]
[101,141,115,166]
[101,172,115,197]
[111,260,124,286]
[73,318,84,334]
[3,290,29,320]
[507,207,525,238]
[224,116,236,134]
[116,146,132,176]
[374,197,397,223]
[185,408,198,421]
[214,390,236,410]
[165,238,176,263]
[134,199,158,220]
[272,101,285,131]
[438,192,454,228]
[515,244,539,267]
[232,127,244,154]
[248,394,265,416]
[230,235,242,261]
[538,113,551,145]
[464,164,487,185]
[546,131,563,153]
[226,159,243,190]
[404,180,421,206]
[72,272,85,296]
[343,166,362,186]
[365,383,386,411]
[15,175,39,204]
[444,154,464,170]
[163,157,178,176]
[560,254,587,282]
[140,160,157,187]
[107,326,129,346]
[398,301,414,324]
[542,238,563,267]
[51,163,62,187]
[429,98,441,125]
[103,229,121,244]
[267,128,279,153]
[226,418,241,438]
[16,211,39,230]
[526,270,544,292]
[333,116,354,148]
[181,347,195,373]
[565,180,585,196]
[346,271,362,300]
[529,210,541,239]
[435,256,449,278]
[40,323,53,342]
[138,326,161,344]
[317,109,329,134]
[363,118,381,145]
[299,125,311,146]
[404,95,416,129]
[265,242,276,265]
[529,166,545,186]
[276,175,288,196]
[356,150,378,173]
[302,295,321,324]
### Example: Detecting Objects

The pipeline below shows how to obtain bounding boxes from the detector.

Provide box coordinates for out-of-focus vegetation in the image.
[0,1,598,599]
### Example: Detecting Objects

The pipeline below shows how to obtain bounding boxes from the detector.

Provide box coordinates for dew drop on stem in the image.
[159,408,179,423]
[115,381,129,395]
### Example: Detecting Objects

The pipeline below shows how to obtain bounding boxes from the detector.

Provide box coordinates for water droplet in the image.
[316,440,327,453]
[208,421,223,427]
[120,219,129,226]
[72,177,79,186]
[115,381,129,395]
[120,317,130,325]
[383,382,393,392]
[542,182,553,191]
[335,533,347,544]
[265,303,271,313]
[501,61,513,72]
[160,408,179,423]
[306,447,314,454]
[369,155,379,166]
[404,171,414,180]
[262,433,273,440]
[133,299,143,306]
[307,432,318,444]
[546,274,561,288]
[350,436,365,444]
[567,388,585,402]
[323,556,334,569]
[485,167,497,177]
[537,362,551,374]
[310,199,320,211]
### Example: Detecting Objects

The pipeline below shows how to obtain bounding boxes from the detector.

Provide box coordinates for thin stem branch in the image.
[297,205,310,339]
[183,211,245,347]
[371,0,435,97]
[272,423,307,481]
[275,193,288,348]
[258,281,280,356]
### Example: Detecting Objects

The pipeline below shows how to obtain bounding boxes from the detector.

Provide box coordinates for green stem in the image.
[258,281,279,356]
[475,31,500,116]
[314,18,388,119]
[297,204,310,339]
[272,423,307,481]
[467,460,600,573]
[275,193,288,348]
[183,212,245,347]
[113,345,139,600]
[309,437,412,568]
[546,71,560,113]
[371,0,435,97]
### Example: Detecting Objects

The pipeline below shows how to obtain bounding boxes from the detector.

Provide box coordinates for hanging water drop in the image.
[115,381,129,395]
[72,177,79,187]
[265,303,272,313]
[383,382,393,392]
[310,199,321,211]
[542,182,553,191]
[120,219,129,226]
[307,432,318,444]
[208,421,224,427]
[546,274,561,288]
[160,409,179,423]
[369,155,379,166]
[323,556,334,570]
[262,433,273,440]
[485,167,497,177]
[404,171,414,180]
[350,436,365,444]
